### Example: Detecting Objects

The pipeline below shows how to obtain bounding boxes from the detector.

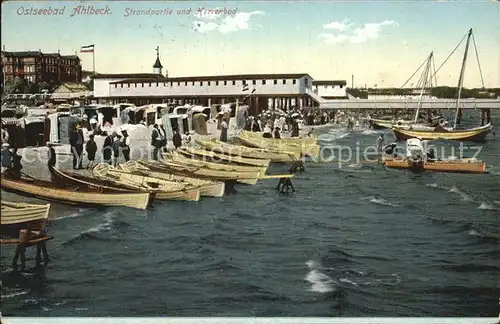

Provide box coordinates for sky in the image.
[2,0,500,88]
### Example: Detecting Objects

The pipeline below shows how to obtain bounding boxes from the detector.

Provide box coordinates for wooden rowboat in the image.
[179,146,271,167]
[196,138,300,163]
[93,164,201,201]
[392,123,492,142]
[1,201,51,238]
[166,151,267,175]
[0,175,151,210]
[120,161,225,197]
[137,160,261,184]
[384,157,486,174]
[239,130,318,145]
[237,134,321,158]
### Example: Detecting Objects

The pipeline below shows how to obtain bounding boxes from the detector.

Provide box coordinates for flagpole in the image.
[92,45,96,75]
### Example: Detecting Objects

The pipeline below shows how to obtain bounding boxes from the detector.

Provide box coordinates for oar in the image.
[261,174,294,179]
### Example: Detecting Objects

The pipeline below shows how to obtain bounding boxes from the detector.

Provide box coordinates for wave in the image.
[361,129,381,135]
[477,202,497,210]
[305,260,337,293]
[448,186,473,201]
[62,211,128,245]
[362,196,399,207]
[52,208,86,220]
[1,289,29,299]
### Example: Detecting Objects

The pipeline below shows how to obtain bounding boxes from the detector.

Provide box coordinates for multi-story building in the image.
[1,49,82,89]
[312,80,347,99]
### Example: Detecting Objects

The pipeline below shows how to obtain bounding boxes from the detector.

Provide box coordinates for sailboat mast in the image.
[414,52,433,123]
[453,28,473,129]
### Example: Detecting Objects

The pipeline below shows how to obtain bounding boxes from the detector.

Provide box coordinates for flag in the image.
[80,44,94,53]
[241,84,249,92]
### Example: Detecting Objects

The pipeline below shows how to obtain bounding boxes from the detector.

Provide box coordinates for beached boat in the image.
[93,164,201,201]
[179,146,271,168]
[239,130,318,145]
[120,161,225,197]
[165,151,267,177]
[1,201,51,238]
[237,133,321,158]
[384,157,486,174]
[0,175,151,210]
[137,160,261,185]
[196,138,300,163]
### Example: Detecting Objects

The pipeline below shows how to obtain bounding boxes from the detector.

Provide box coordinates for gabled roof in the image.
[162,73,311,83]
[110,78,167,84]
[312,80,347,86]
[153,57,163,69]
[56,82,89,92]
[94,73,167,80]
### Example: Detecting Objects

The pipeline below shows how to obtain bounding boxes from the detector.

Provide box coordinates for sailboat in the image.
[392,28,492,142]
[371,52,447,130]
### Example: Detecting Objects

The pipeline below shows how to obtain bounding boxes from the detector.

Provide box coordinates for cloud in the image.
[320,20,398,44]
[193,10,265,34]
[322,19,352,31]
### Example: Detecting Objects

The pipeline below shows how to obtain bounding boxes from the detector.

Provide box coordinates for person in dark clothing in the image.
[85,135,97,169]
[427,146,436,161]
[1,143,12,173]
[9,148,22,179]
[69,124,84,170]
[121,130,131,162]
[172,130,182,149]
[273,127,281,139]
[291,119,299,137]
[47,142,57,169]
[102,131,113,165]
[219,118,228,142]
[151,124,163,160]
[249,117,261,132]
[111,132,121,167]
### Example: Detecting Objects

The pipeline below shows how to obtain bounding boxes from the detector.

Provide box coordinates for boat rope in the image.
[431,54,438,88]
[400,55,429,88]
[471,32,485,89]
[430,30,468,81]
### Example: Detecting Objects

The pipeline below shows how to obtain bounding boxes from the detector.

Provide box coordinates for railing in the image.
[318,98,500,110]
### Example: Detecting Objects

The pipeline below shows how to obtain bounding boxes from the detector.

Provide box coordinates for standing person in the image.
[121,129,131,162]
[85,134,97,169]
[158,124,167,153]
[69,124,84,170]
[291,119,300,137]
[151,124,162,160]
[172,129,182,149]
[376,134,385,161]
[273,127,281,139]
[220,118,228,142]
[111,132,121,167]
[47,142,57,169]
[1,127,9,144]
[9,148,22,179]
[102,131,113,165]
[1,143,12,174]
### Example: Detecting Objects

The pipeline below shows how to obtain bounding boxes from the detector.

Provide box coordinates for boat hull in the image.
[384,158,486,174]
[196,139,300,163]
[179,147,271,167]
[392,124,492,142]
[1,176,151,210]
[1,201,50,238]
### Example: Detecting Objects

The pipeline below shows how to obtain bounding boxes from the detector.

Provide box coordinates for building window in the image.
[340,85,343,88]
[251,80,255,85]
[293,80,297,85]
[192,81,195,86]
[208,81,211,86]
[127,84,130,88]
[156,82,159,87]
[134,83,137,87]
[200,81,203,86]
[283,79,286,84]
[114,84,117,88]
[232,81,236,85]
[121,84,123,88]
[163,82,166,86]
[305,78,309,87]
[216,81,219,86]
[224,81,227,86]
[141,83,144,87]
[170,81,173,86]
[242,80,247,85]
[262,80,266,85]
[274,80,277,85]
[185,82,188,86]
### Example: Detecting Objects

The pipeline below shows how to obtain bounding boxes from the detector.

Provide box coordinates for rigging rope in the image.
[430,31,468,80]
[400,55,428,88]
[471,32,486,89]
[431,54,438,88]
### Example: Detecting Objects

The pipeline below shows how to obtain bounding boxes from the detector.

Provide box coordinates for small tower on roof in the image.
[153,46,163,75]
